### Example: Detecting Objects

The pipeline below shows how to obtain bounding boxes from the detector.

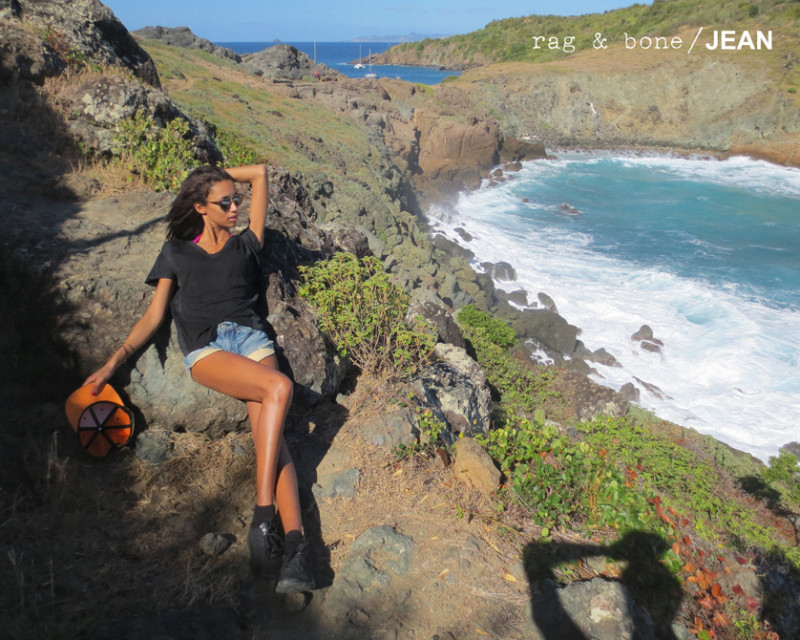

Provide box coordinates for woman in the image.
[84,164,314,593]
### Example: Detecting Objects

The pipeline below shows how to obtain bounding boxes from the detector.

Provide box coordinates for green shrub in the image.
[114,111,196,191]
[477,414,667,535]
[457,304,516,348]
[763,451,800,506]
[457,308,555,415]
[299,252,435,377]
[576,415,800,569]
[216,129,266,166]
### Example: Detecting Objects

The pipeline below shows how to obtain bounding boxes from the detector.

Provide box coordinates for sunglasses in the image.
[207,193,242,212]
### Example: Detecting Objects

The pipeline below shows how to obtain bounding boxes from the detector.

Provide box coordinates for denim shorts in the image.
[184,321,275,370]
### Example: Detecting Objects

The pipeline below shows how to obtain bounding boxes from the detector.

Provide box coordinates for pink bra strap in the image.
[193,232,232,244]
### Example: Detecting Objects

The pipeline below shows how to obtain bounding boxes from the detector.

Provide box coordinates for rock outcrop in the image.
[243,44,340,81]
[51,169,351,434]
[71,74,221,162]
[453,52,800,166]
[0,0,159,85]
[134,26,241,62]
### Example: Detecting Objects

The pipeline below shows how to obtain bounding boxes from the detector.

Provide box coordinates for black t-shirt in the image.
[146,229,267,355]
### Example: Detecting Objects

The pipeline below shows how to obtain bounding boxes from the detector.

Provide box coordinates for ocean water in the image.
[217,41,461,84]
[427,151,800,462]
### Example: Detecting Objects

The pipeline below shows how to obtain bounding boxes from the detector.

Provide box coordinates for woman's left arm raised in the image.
[226,164,268,248]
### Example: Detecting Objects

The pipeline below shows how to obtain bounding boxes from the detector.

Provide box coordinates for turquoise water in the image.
[518,154,800,309]
[217,41,461,84]
[428,151,800,461]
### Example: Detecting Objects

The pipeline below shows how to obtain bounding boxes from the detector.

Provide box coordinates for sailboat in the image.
[354,44,365,69]
[365,48,377,78]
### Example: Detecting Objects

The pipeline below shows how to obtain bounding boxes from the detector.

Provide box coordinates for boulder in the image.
[408,292,465,349]
[781,442,800,458]
[70,74,221,163]
[323,525,415,628]
[432,234,474,261]
[318,222,371,257]
[504,289,529,307]
[312,444,361,500]
[555,371,629,421]
[312,467,362,500]
[1,0,159,86]
[363,408,417,449]
[587,347,620,367]
[512,307,580,357]
[198,532,232,557]
[528,578,655,640]
[433,343,487,391]
[405,359,492,440]
[482,261,516,282]
[0,18,64,83]
[619,382,640,403]
[452,437,501,494]
[537,292,558,314]
[415,106,503,196]
[499,136,548,163]
[243,44,339,81]
[51,169,351,434]
[631,324,664,353]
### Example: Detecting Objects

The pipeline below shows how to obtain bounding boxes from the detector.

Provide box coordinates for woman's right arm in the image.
[83,278,176,395]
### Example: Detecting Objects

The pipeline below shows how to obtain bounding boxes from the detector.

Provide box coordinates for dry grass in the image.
[0,426,258,638]
[0,373,523,638]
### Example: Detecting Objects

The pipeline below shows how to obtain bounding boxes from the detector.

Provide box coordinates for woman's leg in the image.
[246,356,302,534]
[191,351,293,512]
[191,350,314,590]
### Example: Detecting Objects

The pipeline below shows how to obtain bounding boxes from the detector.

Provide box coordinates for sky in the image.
[100,0,652,42]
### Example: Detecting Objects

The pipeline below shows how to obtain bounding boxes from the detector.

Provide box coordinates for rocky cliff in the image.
[452,47,800,166]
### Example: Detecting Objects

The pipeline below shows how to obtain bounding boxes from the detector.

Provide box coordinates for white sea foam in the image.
[547,149,800,197]
[429,153,800,462]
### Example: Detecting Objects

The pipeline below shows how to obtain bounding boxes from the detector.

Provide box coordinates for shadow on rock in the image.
[524,531,682,640]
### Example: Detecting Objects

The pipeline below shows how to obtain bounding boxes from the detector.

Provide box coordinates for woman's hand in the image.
[226,165,268,247]
[83,364,115,396]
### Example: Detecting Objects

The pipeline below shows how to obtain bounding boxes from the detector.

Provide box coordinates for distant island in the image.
[350,33,450,42]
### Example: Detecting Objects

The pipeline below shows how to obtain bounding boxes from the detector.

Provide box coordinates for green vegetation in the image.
[394,0,800,65]
[395,406,449,460]
[142,40,376,175]
[576,415,800,567]
[114,111,195,191]
[455,304,799,566]
[214,128,268,166]
[762,451,800,506]
[457,305,555,415]
[455,302,796,638]
[456,304,516,348]
[299,252,436,378]
[478,414,671,538]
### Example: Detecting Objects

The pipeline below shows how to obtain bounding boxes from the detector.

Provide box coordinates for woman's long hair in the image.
[166,166,233,240]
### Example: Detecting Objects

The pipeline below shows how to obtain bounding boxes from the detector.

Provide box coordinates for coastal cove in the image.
[217,41,463,84]
[429,151,800,462]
